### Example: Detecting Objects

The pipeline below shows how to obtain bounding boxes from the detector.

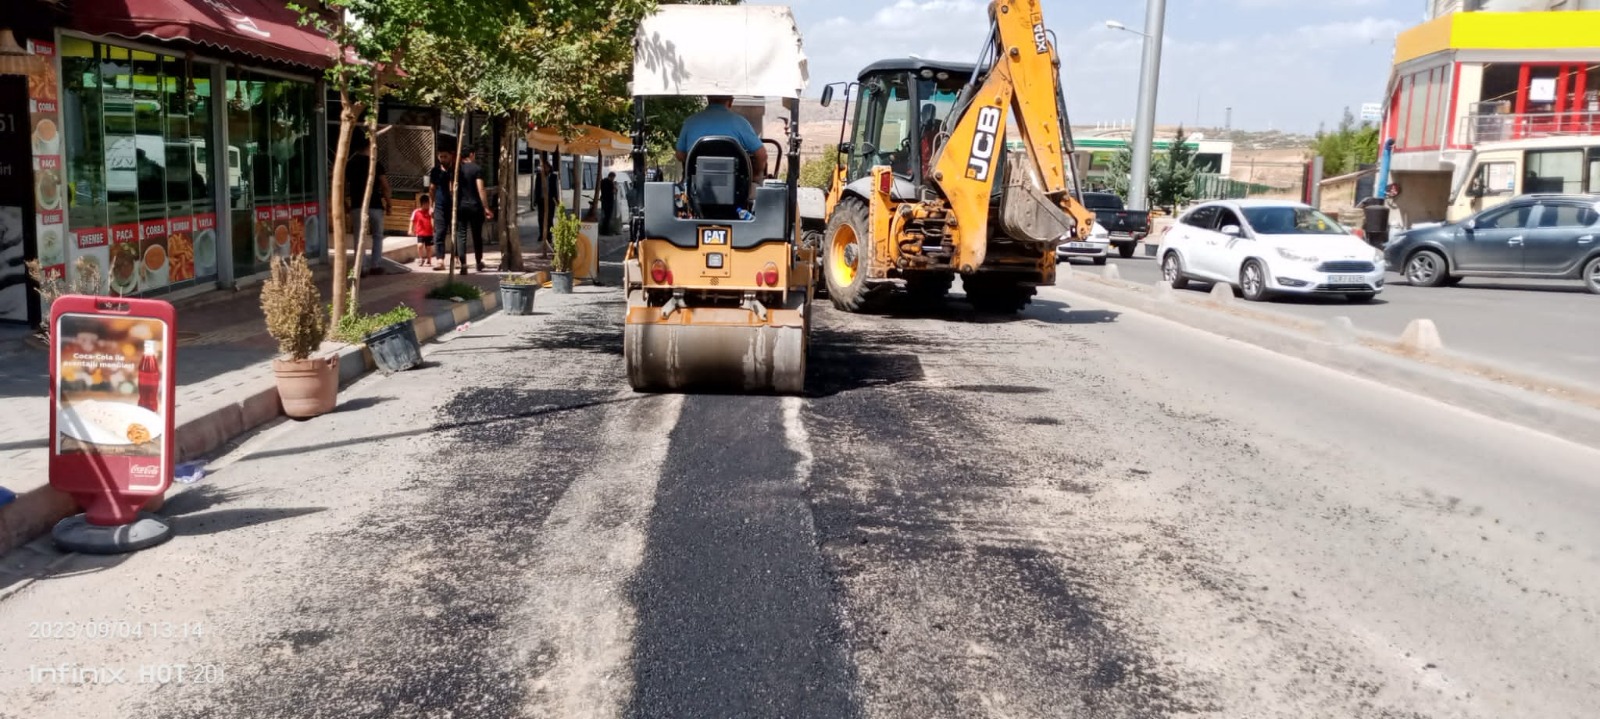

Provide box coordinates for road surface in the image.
[1069,254,1600,388]
[3,279,1598,718]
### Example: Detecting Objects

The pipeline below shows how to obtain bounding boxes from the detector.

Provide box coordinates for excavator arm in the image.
[929,0,1094,274]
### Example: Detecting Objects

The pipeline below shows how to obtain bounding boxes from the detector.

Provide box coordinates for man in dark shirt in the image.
[600,172,617,235]
[346,138,391,275]
[428,138,457,272]
[427,140,494,273]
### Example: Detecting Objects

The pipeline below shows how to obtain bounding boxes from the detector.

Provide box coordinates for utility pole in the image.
[1127,0,1167,211]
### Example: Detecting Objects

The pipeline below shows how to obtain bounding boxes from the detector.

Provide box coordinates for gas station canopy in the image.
[525,124,632,157]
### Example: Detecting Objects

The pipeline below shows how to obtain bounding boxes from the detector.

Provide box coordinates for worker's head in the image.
[436,135,457,165]
[706,95,733,107]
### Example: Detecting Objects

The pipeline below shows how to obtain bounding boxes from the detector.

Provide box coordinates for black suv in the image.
[1385,193,1600,294]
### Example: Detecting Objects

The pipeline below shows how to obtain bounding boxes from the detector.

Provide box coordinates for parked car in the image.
[1386,193,1600,294]
[1082,192,1150,258]
[1056,221,1111,264]
[1157,199,1387,303]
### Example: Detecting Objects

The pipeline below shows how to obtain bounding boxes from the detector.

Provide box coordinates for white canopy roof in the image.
[631,5,809,99]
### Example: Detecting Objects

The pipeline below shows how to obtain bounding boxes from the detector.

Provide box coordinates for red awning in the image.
[72,0,338,70]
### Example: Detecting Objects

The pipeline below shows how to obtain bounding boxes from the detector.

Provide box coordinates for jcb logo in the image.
[1032,21,1048,53]
[965,106,1002,182]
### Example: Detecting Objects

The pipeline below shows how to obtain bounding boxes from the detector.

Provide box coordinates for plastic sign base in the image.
[52,512,173,555]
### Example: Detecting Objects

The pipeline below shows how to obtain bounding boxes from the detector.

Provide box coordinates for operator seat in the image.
[684,135,752,220]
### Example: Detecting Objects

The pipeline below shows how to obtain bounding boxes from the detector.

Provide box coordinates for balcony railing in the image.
[1457,111,1600,145]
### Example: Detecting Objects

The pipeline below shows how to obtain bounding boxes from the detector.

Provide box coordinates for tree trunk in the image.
[445,109,469,280]
[328,76,361,324]
[350,67,387,315]
[499,113,522,272]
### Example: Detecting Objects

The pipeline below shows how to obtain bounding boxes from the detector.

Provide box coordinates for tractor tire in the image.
[904,273,954,302]
[1118,241,1137,259]
[823,197,873,312]
[802,229,827,298]
[964,274,1036,314]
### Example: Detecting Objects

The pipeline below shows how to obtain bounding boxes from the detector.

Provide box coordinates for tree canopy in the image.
[1312,108,1380,178]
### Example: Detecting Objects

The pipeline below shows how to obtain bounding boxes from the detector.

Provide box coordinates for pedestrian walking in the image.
[345,136,391,276]
[411,192,436,268]
[600,171,617,235]
[455,149,494,272]
[429,138,456,272]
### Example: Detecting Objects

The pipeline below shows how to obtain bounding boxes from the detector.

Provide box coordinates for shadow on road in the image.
[860,293,1121,326]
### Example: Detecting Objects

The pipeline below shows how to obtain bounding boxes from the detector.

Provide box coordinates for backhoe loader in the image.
[815,0,1095,313]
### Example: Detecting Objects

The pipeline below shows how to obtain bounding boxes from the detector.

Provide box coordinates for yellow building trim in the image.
[1394,11,1600,66]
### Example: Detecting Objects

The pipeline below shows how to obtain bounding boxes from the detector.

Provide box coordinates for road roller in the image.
[622,4,816,394]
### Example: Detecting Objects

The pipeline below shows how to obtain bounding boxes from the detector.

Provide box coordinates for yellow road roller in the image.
[622,4,816,394]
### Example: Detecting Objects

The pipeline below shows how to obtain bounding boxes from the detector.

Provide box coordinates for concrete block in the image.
[1208,282,1235,304]
[1143,243,1159,257]
[1324,316,1356,345]
[1103,263,1121,281]
[1400,319,1444,354]
[450,303,471,325]
[431,309,456,335]
[413,316,437,343]
[1152,280,1173,301]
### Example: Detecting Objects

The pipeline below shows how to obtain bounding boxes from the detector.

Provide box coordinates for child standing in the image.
[410,193,435,267]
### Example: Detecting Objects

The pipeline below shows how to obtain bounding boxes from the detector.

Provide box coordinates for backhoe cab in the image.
[622,4,814,394]
[817,0,1094,314]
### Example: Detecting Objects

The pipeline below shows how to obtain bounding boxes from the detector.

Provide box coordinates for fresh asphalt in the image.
[3,258,1600,717]
[1069,253,1600,389]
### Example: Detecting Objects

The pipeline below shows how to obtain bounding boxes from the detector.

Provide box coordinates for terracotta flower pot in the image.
[272,354,340,419]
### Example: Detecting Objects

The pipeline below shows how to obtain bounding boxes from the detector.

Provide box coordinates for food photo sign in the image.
[49,295,176,526]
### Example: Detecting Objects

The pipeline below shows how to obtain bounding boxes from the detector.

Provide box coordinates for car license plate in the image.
[1066,242,1097,249]
[1328,274,1365,284]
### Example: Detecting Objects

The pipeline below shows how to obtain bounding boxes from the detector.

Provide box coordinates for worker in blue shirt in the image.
[676,95,768,177]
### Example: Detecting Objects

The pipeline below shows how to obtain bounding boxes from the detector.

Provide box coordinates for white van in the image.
[1448,136,1600,222]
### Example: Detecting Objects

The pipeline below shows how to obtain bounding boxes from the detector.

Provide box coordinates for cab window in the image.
[1182,205,1219,229]
[1474,162,1516,197]
[1477,202,1533,230]
[1525,149,1585,194]
[1535,202,1600,228]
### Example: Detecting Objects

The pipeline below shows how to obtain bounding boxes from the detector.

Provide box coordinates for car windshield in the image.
[1241,206,1348,236]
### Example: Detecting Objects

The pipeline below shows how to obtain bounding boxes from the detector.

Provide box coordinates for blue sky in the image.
[762,0,1424,134]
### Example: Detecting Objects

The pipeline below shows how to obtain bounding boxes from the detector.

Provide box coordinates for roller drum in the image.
[625,320,807,395]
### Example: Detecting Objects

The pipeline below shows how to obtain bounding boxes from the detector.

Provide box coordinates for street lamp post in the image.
[1106,0,1167,212]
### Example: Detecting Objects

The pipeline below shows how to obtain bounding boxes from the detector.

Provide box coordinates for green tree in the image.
[799,145,841,190]
[1150,125,1198,211]
[1313,107,1380,177]
[1101,147,1134,198]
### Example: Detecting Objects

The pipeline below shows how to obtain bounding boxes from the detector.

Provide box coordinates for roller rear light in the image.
[649,259,671,284]
[878,172,892,195]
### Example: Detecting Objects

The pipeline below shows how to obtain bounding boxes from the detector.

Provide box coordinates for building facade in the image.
[1,0,337,327]
[1382,3,1600,224]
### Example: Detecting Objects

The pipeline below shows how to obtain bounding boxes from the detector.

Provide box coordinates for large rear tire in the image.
[964,273,1036,314]
[904,272,954,302]
[823,197,873,312]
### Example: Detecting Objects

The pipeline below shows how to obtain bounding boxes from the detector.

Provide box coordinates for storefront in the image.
[2,0,335,325]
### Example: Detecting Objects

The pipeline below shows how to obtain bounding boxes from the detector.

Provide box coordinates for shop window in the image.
[1526,149,1584,194]
[63,39,107,233]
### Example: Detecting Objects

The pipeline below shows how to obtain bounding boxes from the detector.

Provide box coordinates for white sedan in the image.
[1155,199,1387,303]
[1056,221,1112,264]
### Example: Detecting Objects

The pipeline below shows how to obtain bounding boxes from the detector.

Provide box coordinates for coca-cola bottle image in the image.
[137,339,161,412]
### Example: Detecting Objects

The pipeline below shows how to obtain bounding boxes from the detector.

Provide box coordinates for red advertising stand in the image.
[48,296,177,554]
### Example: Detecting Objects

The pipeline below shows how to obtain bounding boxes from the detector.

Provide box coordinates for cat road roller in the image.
[622,4,816,394]
[814,0,1096,314]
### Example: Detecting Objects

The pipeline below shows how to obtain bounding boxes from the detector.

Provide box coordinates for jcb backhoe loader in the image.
[814,0,1095,313]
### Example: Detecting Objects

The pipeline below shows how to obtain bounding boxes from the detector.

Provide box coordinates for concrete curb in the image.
[1052,275,1600,448]
[0,290,501,558]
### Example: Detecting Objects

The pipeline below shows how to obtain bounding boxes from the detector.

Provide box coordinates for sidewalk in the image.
[0,218,565,553]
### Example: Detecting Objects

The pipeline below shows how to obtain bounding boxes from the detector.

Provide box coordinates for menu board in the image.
[271,204,291,258]
[252,206,273,265]
[107,222,140,297]
[29,40,64,315]
[137,217,169,292]
[303,201,322,255]
[193,212,217,278]
[69,226,109,295]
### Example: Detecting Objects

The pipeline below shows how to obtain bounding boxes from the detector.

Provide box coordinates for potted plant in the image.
[499,273,539,315]
[260,254,338,419]
[550,209,579,294]
[335,304,421,375]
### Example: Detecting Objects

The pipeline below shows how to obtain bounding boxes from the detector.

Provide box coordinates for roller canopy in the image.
[631,4,809,99]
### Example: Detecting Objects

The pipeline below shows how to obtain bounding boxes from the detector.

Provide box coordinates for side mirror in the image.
[820,85,834,107]
[1220,224,1244,237]
[838,141,854,157]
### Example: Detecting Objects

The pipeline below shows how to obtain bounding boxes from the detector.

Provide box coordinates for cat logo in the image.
[965,106,1002,182]
[1032,21,1048,54]
[699,226,730,245]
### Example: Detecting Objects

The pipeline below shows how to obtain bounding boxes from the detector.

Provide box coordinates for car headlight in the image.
[1275,247,1319,263]
[1372,249,1385,264]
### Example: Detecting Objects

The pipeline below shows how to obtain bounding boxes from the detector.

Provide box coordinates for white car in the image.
[1156,199,1387,303]
[1056,221,1112,264]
